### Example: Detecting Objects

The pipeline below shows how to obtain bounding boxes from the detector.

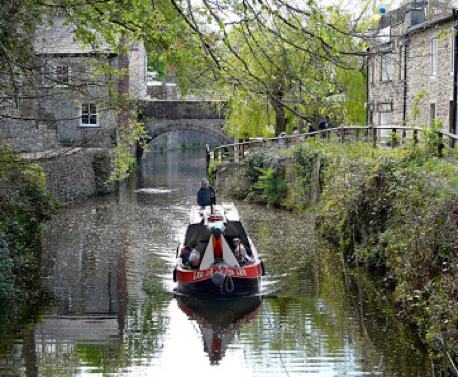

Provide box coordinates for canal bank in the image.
[0,148,436,376]
[0,145,115,316]
[211,141,458,372]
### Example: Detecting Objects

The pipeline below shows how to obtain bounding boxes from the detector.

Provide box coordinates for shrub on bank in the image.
[315,143,458,364]
[218,141,458,367]
[0,149,56,303]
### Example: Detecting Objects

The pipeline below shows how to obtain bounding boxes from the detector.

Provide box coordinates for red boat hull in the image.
[174,261,263,297]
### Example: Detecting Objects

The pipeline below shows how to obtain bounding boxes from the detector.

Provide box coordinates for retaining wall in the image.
[21,148,114,203]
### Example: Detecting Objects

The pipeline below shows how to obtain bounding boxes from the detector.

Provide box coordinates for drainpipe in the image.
[402,35,409,138]
[366,47,370,127]
[452,9,458,148]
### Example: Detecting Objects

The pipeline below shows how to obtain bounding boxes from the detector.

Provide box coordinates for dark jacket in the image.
[197,186,216,207]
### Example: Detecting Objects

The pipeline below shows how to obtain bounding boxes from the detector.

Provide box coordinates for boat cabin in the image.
[182,204,254,269]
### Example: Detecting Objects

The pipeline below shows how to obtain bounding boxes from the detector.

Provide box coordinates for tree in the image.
[173,0,370,137]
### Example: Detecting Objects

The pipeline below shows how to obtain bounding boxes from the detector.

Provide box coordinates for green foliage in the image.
[221,5,368,138]
[217,141,458,367]
[408,90,426,127]
[0,148,57,303]
[423,120,445,156]
[110,120,149,181]
[252,167,287,207]
[316,145,458,365]
[207,160,221,183]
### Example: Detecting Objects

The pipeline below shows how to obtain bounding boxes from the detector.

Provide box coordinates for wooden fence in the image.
[206,126,458,172]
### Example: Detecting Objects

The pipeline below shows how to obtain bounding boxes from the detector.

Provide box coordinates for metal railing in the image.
[206,126,458,170]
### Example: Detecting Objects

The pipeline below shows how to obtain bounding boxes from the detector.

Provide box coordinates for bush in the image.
[316,145,458,366]
[0,148,57,303]
[217,141,458,367]
[251,167,287,207]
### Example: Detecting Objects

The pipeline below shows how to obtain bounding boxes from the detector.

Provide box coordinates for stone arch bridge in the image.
[138,100,231,145]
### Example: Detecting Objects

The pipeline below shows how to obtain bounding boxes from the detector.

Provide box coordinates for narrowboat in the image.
[173,203,265,297]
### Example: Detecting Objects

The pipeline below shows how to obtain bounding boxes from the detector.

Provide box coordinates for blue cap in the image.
[201,178,209,184]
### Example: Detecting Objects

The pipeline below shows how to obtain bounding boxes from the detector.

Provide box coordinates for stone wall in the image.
[368,19,403,128]
[149,129,222,151]
[211,162,251,199]
[0,120,59,152]
[140,100,226,120]
[368,11,456,135]
[407,18,455,130]
[21,148,114,203]
[144,118,229,147]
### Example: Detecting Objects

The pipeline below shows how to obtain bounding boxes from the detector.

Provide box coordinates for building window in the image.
[81,104,98,127]
[42,65,53,87]
[380,110,392,126]
[431,37,438,76]
[56,66,70,85]
[430,103,436,127]
[381,55,394,81]
[42,65,70,86]
[378,103,392,138]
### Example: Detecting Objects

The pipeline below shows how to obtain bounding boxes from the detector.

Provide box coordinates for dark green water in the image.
[0,149,432,376]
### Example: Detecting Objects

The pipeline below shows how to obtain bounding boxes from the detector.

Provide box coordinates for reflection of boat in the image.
[176,296,262,364]
[173,204,265,297]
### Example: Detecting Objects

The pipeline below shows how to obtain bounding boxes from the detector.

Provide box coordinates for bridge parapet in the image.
[139,100,226,120]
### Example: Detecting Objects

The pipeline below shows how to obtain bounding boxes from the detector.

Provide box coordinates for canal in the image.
[0,149,432,376]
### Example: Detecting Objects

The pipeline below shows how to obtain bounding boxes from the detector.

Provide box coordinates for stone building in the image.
[0,16,148,152]
[367,1,458,140]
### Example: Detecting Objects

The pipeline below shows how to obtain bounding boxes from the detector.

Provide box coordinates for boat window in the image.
[224,221,251,252]
[184,224,211,253]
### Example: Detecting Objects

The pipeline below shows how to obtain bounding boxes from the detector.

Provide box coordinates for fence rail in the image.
[206,126,458,171]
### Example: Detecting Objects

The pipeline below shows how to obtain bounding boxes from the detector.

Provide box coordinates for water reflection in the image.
[0,149,433,377]
[176,296,262,364]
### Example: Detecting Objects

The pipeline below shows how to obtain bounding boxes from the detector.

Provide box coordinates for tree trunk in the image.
[118,38,130,135]
[271,83,286,135]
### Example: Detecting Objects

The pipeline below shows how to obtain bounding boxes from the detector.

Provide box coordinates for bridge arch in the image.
[143,119,232,145]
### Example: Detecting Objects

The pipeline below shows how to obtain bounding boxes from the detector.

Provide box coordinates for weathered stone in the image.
[212,162,250,199]
[368,9,456,136]
[21,147,114,203]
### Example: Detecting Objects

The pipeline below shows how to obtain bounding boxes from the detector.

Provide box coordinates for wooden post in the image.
[413,129,418,145]
[340,127,345,143]
[205,144,211,174]
[391,128,397,148]
[437,131,444,157]
[356,128,360,141]
[372,127,377,148]
[326,129,331,141]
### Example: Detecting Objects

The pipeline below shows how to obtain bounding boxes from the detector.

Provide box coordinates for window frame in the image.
[80,103,99,128]
[431,37,438,77]
[55,66,71,86]
[380,55,394,82]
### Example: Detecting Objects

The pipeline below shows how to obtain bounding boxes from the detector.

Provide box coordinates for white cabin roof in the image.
[189,203,240,225]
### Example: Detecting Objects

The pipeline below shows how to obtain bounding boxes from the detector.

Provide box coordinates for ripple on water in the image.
[0,150,432,377]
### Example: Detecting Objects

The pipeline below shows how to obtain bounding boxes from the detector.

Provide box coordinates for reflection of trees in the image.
[239,202,431,376]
